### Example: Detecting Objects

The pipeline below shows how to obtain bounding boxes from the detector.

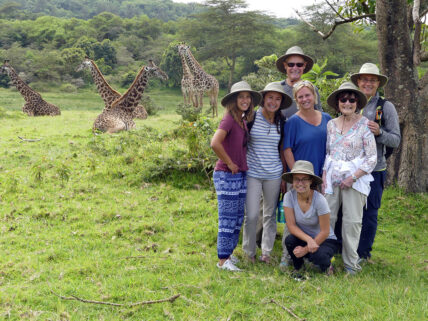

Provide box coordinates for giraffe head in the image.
[177,43,190,56]
[76,57,92,72]
[144,60,168,81]
[1,60,11,74]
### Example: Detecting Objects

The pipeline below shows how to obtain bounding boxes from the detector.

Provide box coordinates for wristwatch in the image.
[352,174,357,182]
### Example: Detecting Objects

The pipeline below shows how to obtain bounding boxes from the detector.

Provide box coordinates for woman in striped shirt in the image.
[242,82,292,263]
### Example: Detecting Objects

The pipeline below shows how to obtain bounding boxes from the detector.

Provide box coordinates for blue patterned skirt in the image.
[213,170,247,259]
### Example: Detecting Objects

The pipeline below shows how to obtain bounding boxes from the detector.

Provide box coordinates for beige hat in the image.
[276,46,314,74]
[350,63,388,88]
[221,81,262,107]
[327,81,367,111]
[259,82,292,110]
[282,160,323,186]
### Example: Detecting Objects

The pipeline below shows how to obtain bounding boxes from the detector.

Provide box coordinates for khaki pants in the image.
[325,186,366,272]
[243,177,281,257]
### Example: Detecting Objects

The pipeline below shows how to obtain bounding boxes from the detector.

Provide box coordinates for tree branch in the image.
[325,0,345,20]
[270,299,306,320]
[51,290,180,307]
[294,10,375,40]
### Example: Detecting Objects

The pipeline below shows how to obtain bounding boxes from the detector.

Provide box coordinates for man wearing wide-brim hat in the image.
[351,63,401,264]
[275,46,323,119]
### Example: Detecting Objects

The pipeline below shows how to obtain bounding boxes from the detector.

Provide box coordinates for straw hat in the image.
[282,160,323,186]
[259,82,292,110]
[276,46,314,74]
[350,63,388,88]
[221,81,262,107]
[327,81,367,111]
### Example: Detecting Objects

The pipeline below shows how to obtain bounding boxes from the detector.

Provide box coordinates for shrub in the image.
[175,102,202,122]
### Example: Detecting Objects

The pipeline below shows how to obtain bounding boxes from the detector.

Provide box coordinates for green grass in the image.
[0,87,427,320]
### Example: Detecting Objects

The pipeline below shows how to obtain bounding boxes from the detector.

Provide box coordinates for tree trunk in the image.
[376,0,427,192]
[227,56,236,92]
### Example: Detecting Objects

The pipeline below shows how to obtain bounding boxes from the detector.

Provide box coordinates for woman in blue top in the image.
[242,82,292,263]
[283,160,339,276]
[280,80,331,267]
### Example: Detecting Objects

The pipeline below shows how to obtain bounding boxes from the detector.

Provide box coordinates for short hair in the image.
[292,80,318,109]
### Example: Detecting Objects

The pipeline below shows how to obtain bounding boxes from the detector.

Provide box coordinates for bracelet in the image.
[352,174,357,182]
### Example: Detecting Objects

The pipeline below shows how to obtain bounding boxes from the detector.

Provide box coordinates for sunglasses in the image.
[339,98,357,104]
[287,62,305,68]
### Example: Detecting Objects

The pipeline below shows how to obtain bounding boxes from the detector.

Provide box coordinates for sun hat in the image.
[276,46,314,74]
[327,81,367,111]
[282,160,323,186]
[259,82,292,110]
[350,63,388,88]
[221,81,262,107]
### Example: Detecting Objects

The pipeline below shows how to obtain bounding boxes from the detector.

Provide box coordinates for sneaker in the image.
[357,257,374,265]
[291,270,305,281]
[217,259,241,271]
[344,266,358,276]
[229,254,239,264]
[326,264,334,276]
[259,255,270,263]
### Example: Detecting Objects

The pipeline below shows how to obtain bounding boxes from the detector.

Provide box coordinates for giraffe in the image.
[177,44,219,117]
[176,44,194,105]
[0,60,61,116]
[93,60,167,133]
[76,57,147,119]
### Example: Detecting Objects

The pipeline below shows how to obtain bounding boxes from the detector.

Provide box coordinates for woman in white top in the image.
[283,160,339,275]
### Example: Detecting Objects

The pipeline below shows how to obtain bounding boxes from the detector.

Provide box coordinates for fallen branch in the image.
[51,290,180,307]
[18,136,41,142]
[270,299,306,321]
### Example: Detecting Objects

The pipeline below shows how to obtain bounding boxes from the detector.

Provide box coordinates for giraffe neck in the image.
[178,51,192,79]
[184,48,205,75]
[112,68,149,109]
[5,67,40,103]
[88,60,121,108]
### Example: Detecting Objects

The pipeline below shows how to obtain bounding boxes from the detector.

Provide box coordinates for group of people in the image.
[210,46,401,276]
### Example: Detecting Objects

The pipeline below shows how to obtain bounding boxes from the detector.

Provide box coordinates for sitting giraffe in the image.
[177,44,194,105]
[93,60,167,133]
[1,60,61,116]
[76,57,147,119]
[177,44,219,117]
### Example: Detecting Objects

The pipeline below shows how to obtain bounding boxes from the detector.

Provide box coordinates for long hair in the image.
[224,93,255,126]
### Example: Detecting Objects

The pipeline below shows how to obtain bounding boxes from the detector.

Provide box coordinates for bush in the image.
[141,95,162,116]
[175,102,202,122]
[60,83,77,93]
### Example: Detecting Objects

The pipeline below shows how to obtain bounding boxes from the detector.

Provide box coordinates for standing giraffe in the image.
[93,60,167,133]
[177,44,219,117]
[176,45,194,105]
[0,60,60,116]
[76,57,147,119]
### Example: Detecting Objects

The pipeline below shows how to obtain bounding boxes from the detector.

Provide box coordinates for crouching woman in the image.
[282,160,339,274]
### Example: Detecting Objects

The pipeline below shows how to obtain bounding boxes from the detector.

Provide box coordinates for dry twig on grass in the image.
[270,299,306,321]
[18,136,41,142]
[51,290,180,307]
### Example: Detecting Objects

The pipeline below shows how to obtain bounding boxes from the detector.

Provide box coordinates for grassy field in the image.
[0,87,427,320]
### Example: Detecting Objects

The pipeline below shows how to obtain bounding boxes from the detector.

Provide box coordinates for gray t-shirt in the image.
[279,80,323,119]
[284,189,336,240]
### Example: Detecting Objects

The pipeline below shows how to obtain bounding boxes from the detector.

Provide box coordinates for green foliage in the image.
[160,41,183,87]
[243,54,283,90]
[140,95,161,116]
[176,102,202,122]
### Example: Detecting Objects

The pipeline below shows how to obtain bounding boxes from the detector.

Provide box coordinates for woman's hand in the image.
[293,246,308,258]
[306,238,319,253]
[340,176,354,189]
[227,162,239,174]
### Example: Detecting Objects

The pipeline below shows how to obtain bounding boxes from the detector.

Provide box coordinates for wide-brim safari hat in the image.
[221,81,262,107]
[350,63,388,88]
[327,81,367,111]
[276,46,314,74]
[282,160,323,186]
[259,82,292,110]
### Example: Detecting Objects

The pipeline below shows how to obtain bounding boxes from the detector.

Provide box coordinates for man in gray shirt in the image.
[351,63,401,262]
[275,46,323,119]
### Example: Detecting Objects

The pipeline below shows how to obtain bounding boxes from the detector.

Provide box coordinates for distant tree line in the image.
[0,0,380,91]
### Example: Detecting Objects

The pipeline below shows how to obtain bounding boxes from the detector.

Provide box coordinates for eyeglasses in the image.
[293,177,312,183]
[339,98,357,104]
[287,62,305,68]
[359,77,379,84]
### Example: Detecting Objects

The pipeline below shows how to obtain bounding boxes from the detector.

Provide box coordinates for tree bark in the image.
[376,0,427,192]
